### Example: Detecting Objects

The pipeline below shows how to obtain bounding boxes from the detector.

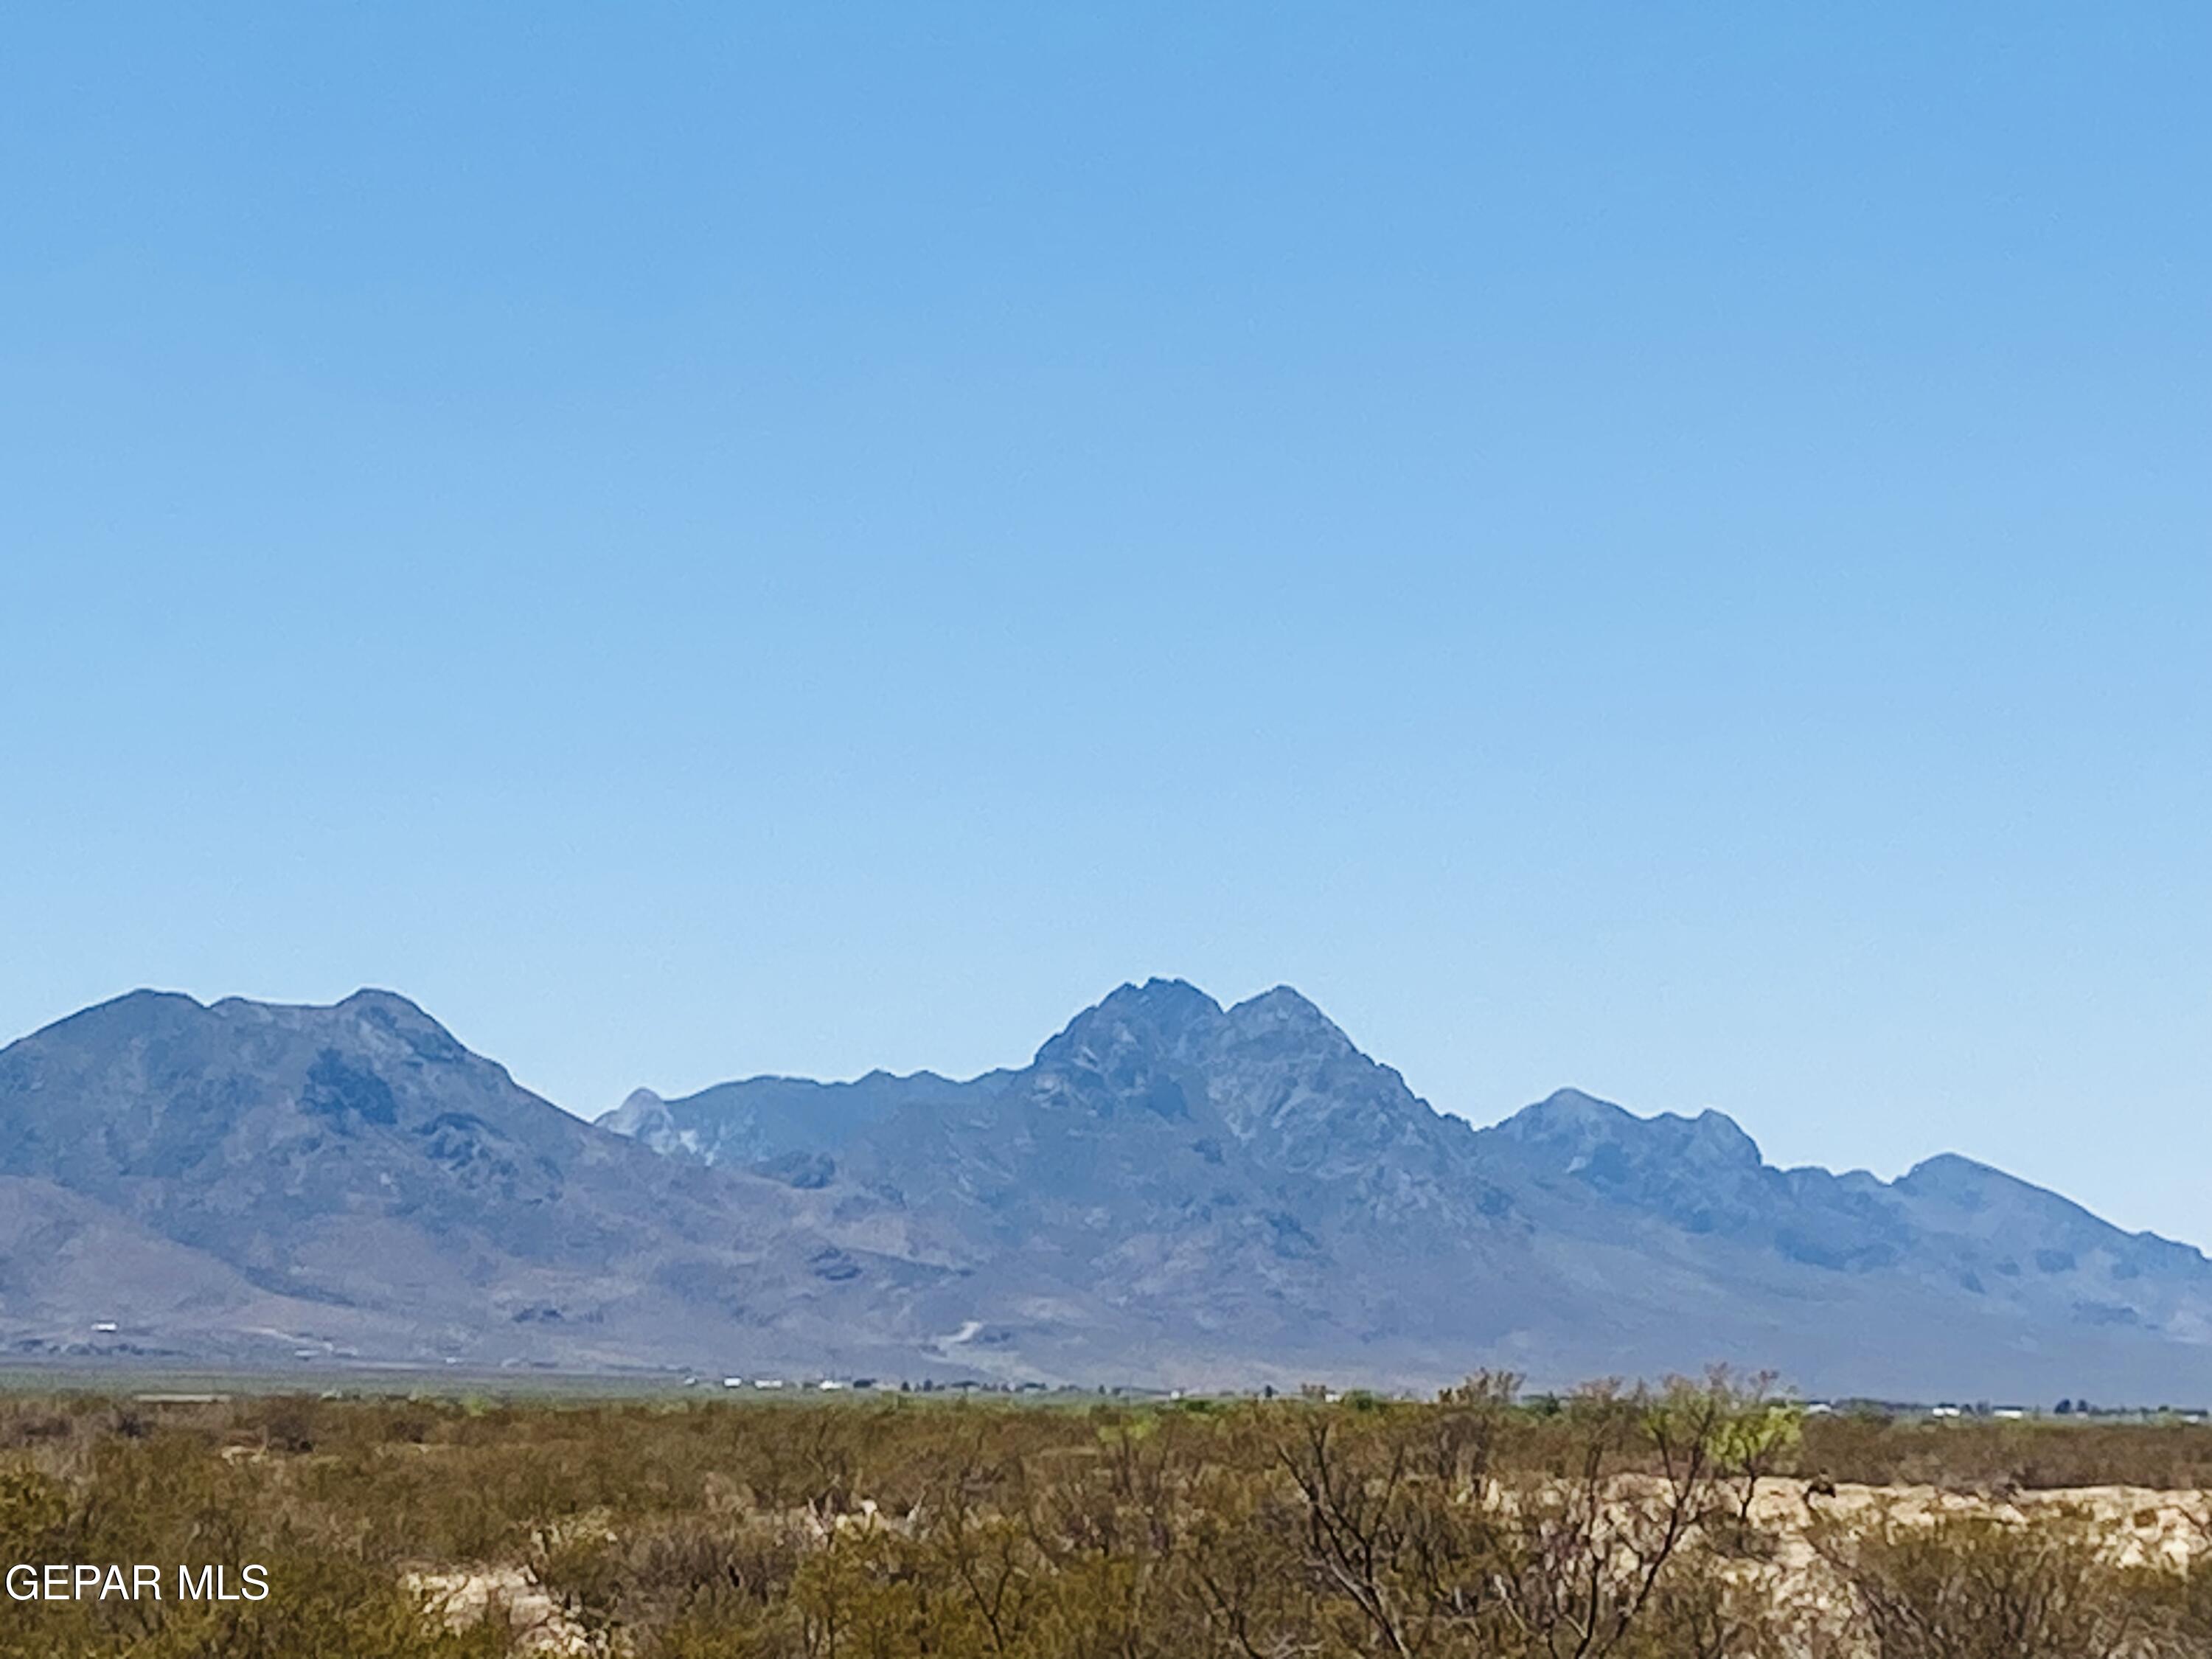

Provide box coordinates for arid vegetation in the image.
[1,1377,2209,1657]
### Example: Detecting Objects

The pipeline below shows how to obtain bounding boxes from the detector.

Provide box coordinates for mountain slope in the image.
[3,979,2207,1399]
[600,1068,999,1186]
[1475,1089,2212,1348]
[0,990,962,1374]
[605,980,2212,1400]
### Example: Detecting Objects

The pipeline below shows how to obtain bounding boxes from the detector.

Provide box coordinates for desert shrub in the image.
[1798,1412,2212,1493]
[527,1509,804,1654]
[119,1550,518,1659]
[0,1382,2205,1656]
[1809,1501,2161,1659]
[0,1460,71,1556]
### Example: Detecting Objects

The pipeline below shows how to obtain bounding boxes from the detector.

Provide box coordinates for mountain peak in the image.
[1674,1106,1761,1166]
[36,988,204,1040]
[324,987,470,1064]
[1110,976,1222,1019]
[1498,1088,1632,1136]
[1487,1091,1763,1172]
[1902,1150,1998,1182]
[1225,984,1354,1048]
[599,1087,669,1130]
[1894,1151,2032,1208]
[337,987,431,1018]
[1235,983,1323,1015]
[1033,978,1224,1065]
[597,1086,686,1155]
[10,981,2211,1399]
[108,987,204,1012]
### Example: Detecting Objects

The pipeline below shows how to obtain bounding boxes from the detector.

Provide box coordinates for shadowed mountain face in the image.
[601,980,2212,1399]
[0,990,963,1374]
[3,981,2208,1399]
[602,1069,997,1188]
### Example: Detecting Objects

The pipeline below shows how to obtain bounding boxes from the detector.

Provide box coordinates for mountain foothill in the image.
[0,978,2203,1402]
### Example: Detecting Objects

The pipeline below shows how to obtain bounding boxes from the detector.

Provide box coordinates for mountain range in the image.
[1,979,2205,1402]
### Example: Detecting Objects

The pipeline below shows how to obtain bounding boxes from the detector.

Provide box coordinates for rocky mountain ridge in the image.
[1,979,2205,1400]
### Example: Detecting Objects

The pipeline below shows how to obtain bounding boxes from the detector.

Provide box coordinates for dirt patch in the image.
[409,1565,590,1656]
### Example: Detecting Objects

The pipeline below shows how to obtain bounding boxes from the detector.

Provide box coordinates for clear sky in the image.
[3,6,2206,1243]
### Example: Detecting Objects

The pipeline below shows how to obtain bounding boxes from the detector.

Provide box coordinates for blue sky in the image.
[3,5,2206,1242]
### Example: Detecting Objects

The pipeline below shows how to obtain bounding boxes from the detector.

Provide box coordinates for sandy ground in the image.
[409,1564,591,1656]
[1744,1481,2205,1644]
[1753,1478,2208,1571]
